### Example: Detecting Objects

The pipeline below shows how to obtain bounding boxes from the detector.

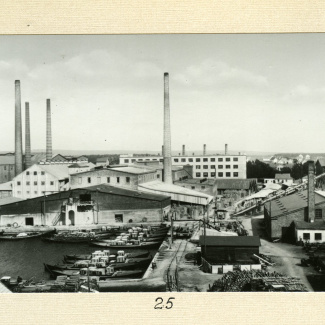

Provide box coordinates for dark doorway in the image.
[69,210,75,226]
[25,217,34,226]
[115,214,123,223]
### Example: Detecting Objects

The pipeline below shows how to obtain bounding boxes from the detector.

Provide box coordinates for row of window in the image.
[303,233,322,240]
[26,171,45,176]
[16,191,49,195]
[174,157,238,163]
[195,172,239,178]
[195,165,239,169]
[80,176,131,184]
[124,158,163,163]
[17,181,54,186]
[2,166,14,170]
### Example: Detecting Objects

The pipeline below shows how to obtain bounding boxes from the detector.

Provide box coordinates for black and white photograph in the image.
[1,33,325,295]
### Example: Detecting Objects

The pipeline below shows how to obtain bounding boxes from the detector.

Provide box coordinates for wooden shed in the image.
[199,236,261,264]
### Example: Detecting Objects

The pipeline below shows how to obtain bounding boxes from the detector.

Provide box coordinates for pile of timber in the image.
[208,270,307,292]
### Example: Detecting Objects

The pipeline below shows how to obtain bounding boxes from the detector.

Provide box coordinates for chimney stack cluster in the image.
[14,80,54,175]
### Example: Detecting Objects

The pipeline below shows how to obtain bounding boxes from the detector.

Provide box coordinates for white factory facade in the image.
[119,154,247,179]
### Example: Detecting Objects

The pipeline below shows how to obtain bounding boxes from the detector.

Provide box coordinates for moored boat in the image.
[0,229,56,241]
[90,240,161,249]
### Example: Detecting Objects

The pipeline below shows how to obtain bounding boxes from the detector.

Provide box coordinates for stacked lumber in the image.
[208,270,307,292]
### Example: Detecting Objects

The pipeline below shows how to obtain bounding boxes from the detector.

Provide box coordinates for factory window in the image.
[115,214,123,223]
[125,159,129,163]
[203,165,208,169]
[218,172,223,177]
[210,158,215,162]
[203,172,208,177]
[233,172,239,177]
[26,171,30,175]
[138,159,143,161]
[4,166,6,170]
[159,159,163,162]
[226,158,230,162]
[218,165,223,169]
[42,191,45,194]
[131,159,136,163]
[303,233,310,240]
[315,209,323,219]
[34,191,37,194]
[189,158,193,162]
[87,177,91,184]
[234,165,238,169]
[41,181,45,186]
[315,233,322,240]
[174,159,179,162]
[117,177,120,183]
[191,186,195,190]
[203,158,208,162]
[26,191,30,194]
[196,173,201,177]
[196,166,201,169]
[107,177,110,183]
[181,158,186,162]
[34,171,37,175]
[201,186,205,189]
[233,157,238,161]
[11,166,13,170]
[218,158,223,162]
[126,177,130,183]
[226,172,231,177]
[34,181,37,185]
[50,181,54,186]
[157,174,160,178]
[196,158,201,162]
[226,165,231,169]
[17,181,21,185]
[211,172,216,177]
[211,165,215,169]
[25,217,34,226]
[41,171,45,175]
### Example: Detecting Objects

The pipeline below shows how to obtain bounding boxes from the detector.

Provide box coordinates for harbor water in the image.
[0,238,158,281]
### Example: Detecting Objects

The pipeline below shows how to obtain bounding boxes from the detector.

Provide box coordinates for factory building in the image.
[120,153,246,179]
[264,161,325,241]
[12,164,70,199]
[0,181,13,199]
[0,154,16,184]
[69,165,158,191]
[44,154,89,164]
[0,184,171,227]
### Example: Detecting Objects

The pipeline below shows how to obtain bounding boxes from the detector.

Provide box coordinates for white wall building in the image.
[119,154,246,179]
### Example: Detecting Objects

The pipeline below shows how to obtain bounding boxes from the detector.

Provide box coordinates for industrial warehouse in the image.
[1,34,325,296]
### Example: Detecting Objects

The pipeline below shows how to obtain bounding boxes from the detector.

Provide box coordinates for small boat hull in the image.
[90,240,162,249]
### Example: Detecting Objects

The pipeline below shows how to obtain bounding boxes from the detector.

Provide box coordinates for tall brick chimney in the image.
[15,80,23,175]
[203,144,206,155]
[46,99,52,161]
[25,102,32,169]
[162,145,164,156]
[225,144,228,155]
[307,160,315,223]
[182,145,185,156]
[163,73,172,184]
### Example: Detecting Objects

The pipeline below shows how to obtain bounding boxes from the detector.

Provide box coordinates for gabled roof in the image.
[38,164,69,180]
[0,196,24,206]
[294,220,325,230]
[0,155,15,164]
[265,190,325,219]
[199,235,261,246]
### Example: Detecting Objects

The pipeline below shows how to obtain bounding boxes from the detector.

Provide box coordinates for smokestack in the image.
[163,73,172,184]
[203,144,206,155]
[225,144,228,155]
[162,145,164,156]
[307,160,315,223]
[25,102,31,169]
[15,80,23,175]
[46,99,52,161]
[182,145,185,156]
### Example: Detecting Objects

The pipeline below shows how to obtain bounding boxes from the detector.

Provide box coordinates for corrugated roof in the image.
[294,220,325,230]
[108,166,155,175]
[265,190,325,218]
[214,179,256,190]
[175,179,215,186]
[83,184,170,201]
[275,174,292,179]
[38,164,70,180]
[199,235,261,246]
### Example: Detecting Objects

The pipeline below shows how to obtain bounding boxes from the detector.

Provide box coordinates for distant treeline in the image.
[86,154,120,165]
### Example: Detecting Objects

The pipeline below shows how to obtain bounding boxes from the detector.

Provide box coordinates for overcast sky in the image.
[0,34,324,154]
